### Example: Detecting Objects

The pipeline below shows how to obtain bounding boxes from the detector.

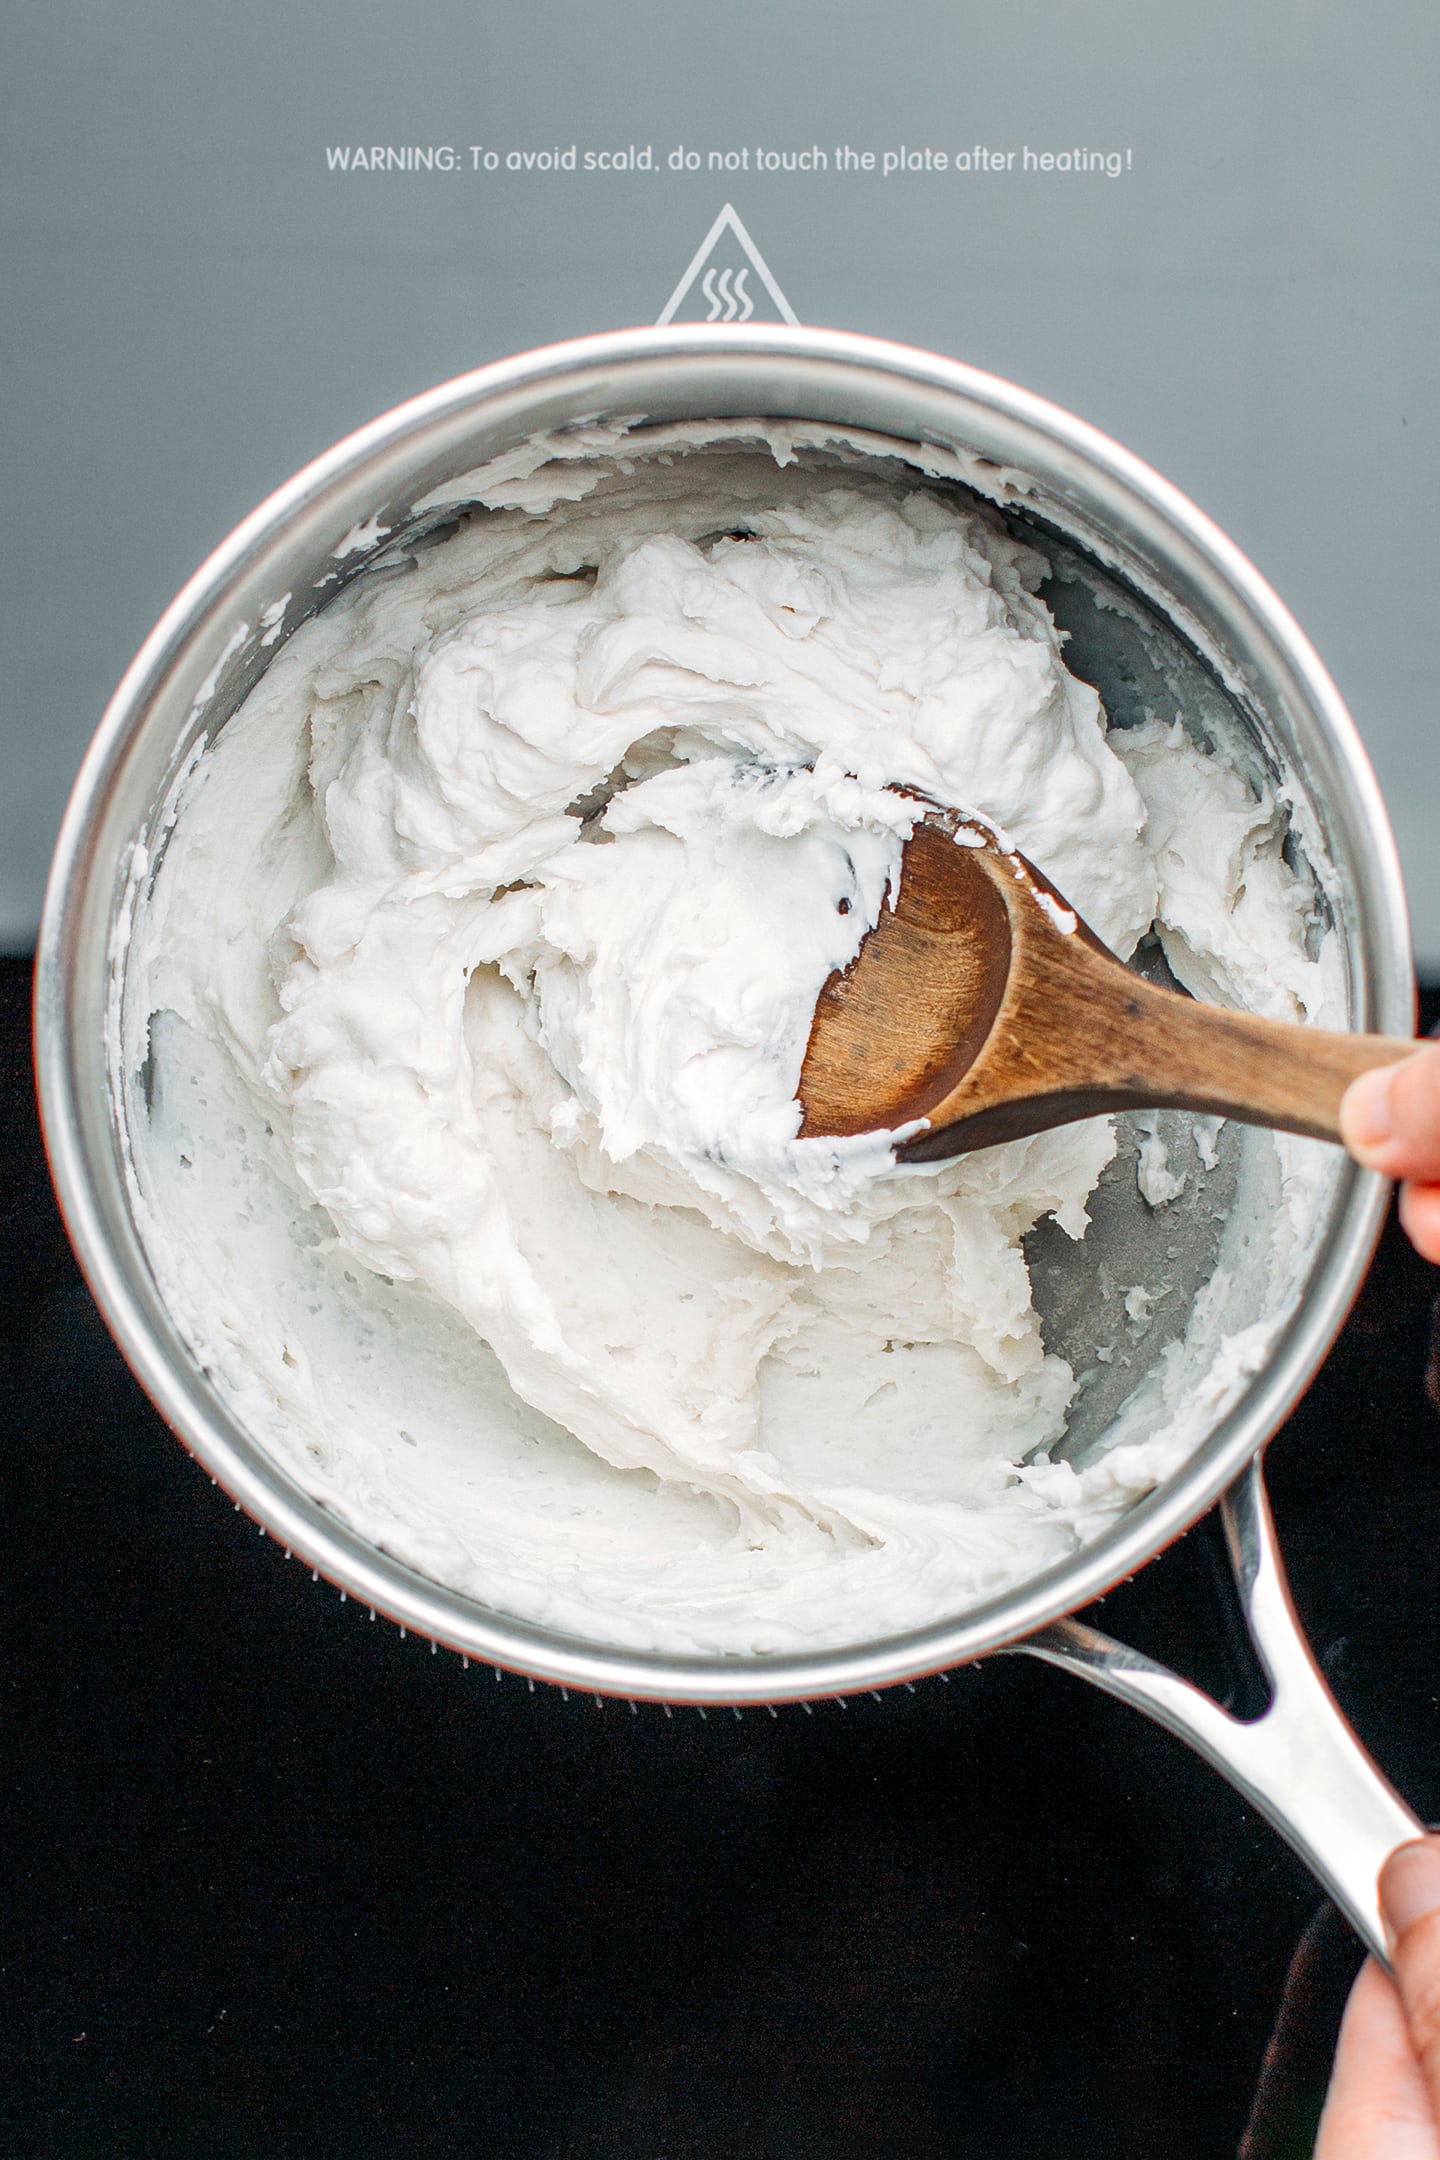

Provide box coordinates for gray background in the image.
[4,0,1437,961]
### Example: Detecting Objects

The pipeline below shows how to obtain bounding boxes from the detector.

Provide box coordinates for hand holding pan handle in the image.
[1007,1456,1422,1966]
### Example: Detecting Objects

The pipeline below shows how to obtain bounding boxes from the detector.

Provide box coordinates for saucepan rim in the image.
[33,323,1411,1703]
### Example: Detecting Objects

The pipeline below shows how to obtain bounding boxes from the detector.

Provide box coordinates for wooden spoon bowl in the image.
[797,813,1417,1164]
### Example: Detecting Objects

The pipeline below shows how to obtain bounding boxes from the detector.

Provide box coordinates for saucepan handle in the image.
[1010,1456,1423,1966]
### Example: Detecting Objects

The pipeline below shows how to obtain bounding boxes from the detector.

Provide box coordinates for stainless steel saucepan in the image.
[35,325,1423,1962]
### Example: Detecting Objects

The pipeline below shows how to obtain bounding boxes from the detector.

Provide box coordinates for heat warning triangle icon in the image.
[656,203,799,325]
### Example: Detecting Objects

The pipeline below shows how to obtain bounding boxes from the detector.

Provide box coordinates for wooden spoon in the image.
[796,812,1418,1165]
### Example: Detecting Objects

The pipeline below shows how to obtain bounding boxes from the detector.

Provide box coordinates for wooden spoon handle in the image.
[1100,975,1419,1144]
[901,906,1424,1161]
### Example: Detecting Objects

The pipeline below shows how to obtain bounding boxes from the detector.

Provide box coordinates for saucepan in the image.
[34,325,1423,1963]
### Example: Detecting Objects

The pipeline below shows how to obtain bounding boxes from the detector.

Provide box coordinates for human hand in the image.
[1341,1046,1440,1263]
[1316,1839,1440,2157]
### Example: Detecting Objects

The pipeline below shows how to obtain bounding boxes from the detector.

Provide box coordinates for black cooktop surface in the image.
[5,958,1438,2158]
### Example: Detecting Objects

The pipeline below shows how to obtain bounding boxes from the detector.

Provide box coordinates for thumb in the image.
[1341,1044,1440,1183]
[1379,1837,1440,2129]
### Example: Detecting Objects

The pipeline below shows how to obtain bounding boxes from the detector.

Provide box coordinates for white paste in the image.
[120,434,1341,1656]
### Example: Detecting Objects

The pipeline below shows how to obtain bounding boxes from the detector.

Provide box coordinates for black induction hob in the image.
[5,956,1437,2159]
